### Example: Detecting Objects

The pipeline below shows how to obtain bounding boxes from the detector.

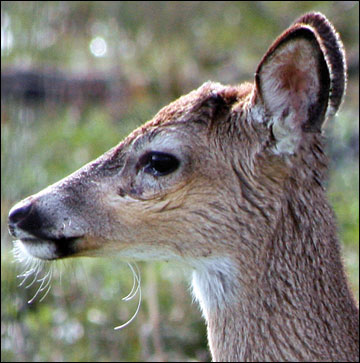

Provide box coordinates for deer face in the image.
[9,13,344,272]
[8,82,257,262]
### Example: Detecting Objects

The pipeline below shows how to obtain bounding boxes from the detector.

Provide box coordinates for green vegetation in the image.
[2,2,358,361]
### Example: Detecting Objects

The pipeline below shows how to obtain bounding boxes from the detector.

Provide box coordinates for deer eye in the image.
[140,151,180,177]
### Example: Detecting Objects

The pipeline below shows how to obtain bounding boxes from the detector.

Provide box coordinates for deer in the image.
[8,12,359,362]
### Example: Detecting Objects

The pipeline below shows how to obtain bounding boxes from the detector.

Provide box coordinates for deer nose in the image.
[8,199,37,237]
[9,200,33,225]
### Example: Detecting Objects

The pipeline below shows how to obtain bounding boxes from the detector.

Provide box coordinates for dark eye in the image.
[141,152,180,177]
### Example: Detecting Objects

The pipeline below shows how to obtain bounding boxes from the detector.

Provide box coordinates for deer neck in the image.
[191,186,359,362]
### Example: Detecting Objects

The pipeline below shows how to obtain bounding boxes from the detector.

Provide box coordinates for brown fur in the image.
[9,12,358,362]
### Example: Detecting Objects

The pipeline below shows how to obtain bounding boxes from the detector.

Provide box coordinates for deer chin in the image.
[14,236,82,261]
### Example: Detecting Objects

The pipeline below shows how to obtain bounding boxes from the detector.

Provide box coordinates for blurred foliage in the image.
[1,1,358,362]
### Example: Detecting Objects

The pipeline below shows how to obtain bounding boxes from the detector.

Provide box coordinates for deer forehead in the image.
[123,80,249,149]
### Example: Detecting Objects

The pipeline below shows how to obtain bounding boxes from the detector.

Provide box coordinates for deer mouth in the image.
[8,200,85,260]
[13,235,83,261]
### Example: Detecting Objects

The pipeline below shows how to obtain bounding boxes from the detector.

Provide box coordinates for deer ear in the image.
[253,13,346,154]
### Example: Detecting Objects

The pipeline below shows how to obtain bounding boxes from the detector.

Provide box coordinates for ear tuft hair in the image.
[294,12,346,122]
[253,12,346,154]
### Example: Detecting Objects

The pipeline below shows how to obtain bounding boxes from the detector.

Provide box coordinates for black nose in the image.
[8,199,43,237]
[9,200,33,225]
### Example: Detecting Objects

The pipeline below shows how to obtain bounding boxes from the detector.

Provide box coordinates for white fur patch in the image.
[14,239,57,260]
[190,257,240,320]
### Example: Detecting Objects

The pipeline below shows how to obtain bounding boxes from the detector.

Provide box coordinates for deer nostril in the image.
[8,198,47,238]
[8,200,33,225]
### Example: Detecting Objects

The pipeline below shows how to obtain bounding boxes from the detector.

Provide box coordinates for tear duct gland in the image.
[8,12,358,362]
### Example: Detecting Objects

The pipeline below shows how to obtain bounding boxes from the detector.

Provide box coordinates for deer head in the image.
[9,12,358,362]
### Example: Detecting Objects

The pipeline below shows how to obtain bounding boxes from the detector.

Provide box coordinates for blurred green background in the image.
[1,2,358,362]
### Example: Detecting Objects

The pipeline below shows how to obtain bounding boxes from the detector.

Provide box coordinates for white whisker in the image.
[122,262,140,301]
[17,266,37,286]
[28,266,50,304]
[114,262,142,330]
[13,241,143,329]
[25,262,43,288]
[38,266,53,302]
[13,241,55,304]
